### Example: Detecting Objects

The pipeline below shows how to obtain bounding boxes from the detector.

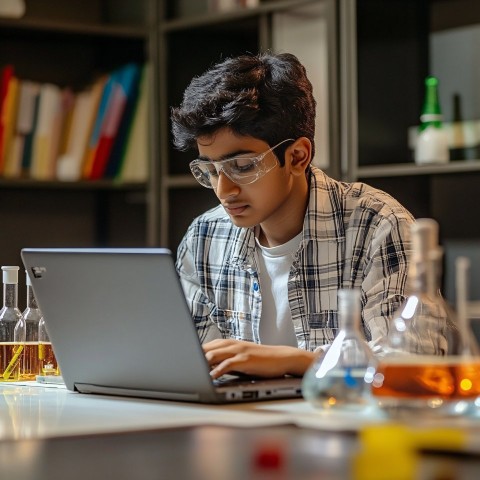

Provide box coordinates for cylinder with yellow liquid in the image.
[0,266,26,382]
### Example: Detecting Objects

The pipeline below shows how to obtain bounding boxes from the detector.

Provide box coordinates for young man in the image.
[171,52,414,380]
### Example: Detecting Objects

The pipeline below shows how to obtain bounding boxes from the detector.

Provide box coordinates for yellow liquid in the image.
[0,342,24,381]
[20,342,42,380]
[38,342,60,376]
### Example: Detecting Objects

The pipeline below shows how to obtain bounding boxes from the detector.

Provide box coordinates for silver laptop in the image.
[21,248,302,403]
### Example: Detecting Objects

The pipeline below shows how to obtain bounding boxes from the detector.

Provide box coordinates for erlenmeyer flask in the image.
[302,288,377,410]
[372,219,480,416]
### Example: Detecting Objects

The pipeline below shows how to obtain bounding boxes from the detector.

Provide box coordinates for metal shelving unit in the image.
[156,0,339,248]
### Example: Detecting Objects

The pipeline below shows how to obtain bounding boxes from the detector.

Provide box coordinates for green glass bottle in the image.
[415,76,449,165]
[419,76,443,131]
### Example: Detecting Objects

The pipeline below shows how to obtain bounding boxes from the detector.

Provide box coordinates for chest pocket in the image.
[307,310,339,348]
[210,309,255,342]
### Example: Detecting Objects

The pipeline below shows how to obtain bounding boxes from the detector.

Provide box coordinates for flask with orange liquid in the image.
[372,219,480,416]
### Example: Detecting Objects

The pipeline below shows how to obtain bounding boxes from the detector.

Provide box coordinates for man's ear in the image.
[287,137,312,175]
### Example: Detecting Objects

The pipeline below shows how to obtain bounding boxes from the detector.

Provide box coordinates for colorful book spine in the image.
[30,83,62,180]
[1,76,20,176]
[56,76,106,181]
[0,65,16,173]
[21,88,41,176]
[82,74,116,179]
[105,65,143,179]
[89,63,141,180]
[117,64,149,183]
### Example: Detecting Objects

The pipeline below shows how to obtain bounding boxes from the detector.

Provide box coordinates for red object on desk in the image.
[252,443,285,470]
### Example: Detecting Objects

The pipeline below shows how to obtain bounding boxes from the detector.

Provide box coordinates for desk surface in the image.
[2,383,480,480]
[0,382,401,441]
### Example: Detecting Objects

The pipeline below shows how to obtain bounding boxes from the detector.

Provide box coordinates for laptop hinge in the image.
[74,383,201,401]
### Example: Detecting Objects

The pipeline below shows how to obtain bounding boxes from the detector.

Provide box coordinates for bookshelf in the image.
[5,0,478,278]
[0,0,159,272]
[1,0,336,270]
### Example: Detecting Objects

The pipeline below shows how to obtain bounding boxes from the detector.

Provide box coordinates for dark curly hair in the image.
[170,52,316,165]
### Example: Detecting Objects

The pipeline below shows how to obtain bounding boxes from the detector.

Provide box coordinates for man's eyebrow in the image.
[198,149,255,162]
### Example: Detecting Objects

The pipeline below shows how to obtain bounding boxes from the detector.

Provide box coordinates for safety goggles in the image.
[189,138,294,188]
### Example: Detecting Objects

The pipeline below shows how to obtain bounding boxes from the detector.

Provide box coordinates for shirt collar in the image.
[228,165,346,268]
[302,166,346,243]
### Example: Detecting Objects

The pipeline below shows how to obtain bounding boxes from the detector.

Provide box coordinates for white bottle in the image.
[414,76,449,165]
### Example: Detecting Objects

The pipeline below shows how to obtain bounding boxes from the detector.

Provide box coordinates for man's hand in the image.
[203,339,316,379]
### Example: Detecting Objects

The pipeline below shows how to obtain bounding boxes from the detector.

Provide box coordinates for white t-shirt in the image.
[255,232,302,347]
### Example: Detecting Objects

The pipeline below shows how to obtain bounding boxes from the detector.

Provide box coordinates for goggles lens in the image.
[189,138,294,188]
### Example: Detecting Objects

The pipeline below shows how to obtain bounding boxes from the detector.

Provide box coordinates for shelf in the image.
[0,179,147,191]
[163,175,200,188]
[356,160,480,179]
[161,0,319,32]
[0,17,148,38]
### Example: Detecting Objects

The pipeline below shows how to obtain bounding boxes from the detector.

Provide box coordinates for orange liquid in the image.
[373,357,480,400]
[38,343,60,376]
[0,342,23,381]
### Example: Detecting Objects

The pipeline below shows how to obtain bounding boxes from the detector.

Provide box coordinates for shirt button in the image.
[253,282,259,292]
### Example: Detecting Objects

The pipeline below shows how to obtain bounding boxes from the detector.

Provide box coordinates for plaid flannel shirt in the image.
[176,166,415,352]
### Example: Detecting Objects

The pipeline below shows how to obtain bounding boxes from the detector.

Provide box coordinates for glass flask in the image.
[454,256,479,357]
[302,288,377,410]
[21,271,42,380]
[38,314,60,377]
[0,266,26,382]
[372,218,480,416]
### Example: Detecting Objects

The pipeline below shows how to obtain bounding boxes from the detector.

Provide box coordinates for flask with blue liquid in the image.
[302,288,377,410]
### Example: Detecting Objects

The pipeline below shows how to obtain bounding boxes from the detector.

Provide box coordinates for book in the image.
[104,64,148,179]
[55,88,75,167]
[56,76,106,181]
[1,75,20,176]
[81,74,116,179]
[89,63,141,180]
[117,64,149,183]
[45,87,75,179]
[3,79,38,178]
[29,83,62,180]
[0,65,15,173]
[21,86,41,175]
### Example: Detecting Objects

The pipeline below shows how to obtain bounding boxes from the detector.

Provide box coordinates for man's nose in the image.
[215,169,240,198]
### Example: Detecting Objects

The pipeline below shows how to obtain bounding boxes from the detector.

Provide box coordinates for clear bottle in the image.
[302,288,377,410]
[21,271,42,380]
[455,256,479,357]
[372,219,480,416]
[38,314,60,377]
[415,76,449,165]
[0,266,26,381]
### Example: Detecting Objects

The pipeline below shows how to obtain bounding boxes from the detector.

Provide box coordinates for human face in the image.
[196,129,308,237]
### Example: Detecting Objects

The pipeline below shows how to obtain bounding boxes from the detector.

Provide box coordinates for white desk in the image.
[0,382,386,440]
[2,383,480,480]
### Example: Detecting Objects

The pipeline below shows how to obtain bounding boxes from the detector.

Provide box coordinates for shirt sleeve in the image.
[360,210,448,355]
[360,212,411,346]
[175,231,224,343]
